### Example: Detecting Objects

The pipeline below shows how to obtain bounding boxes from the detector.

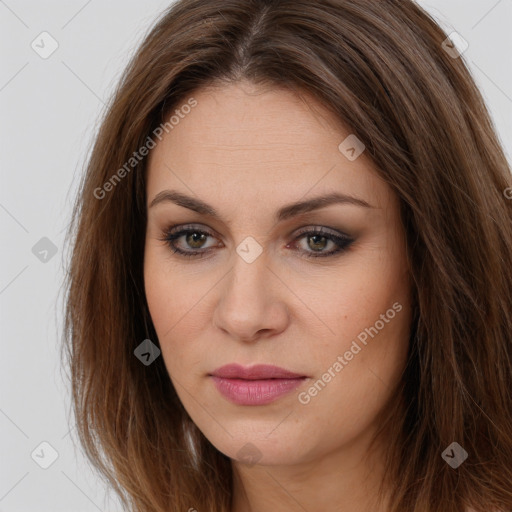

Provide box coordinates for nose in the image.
[212,249,290,343]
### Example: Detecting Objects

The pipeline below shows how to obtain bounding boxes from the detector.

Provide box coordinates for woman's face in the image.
[144,81,413,466]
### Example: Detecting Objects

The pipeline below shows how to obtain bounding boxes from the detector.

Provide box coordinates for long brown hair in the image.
[61,1,512,511]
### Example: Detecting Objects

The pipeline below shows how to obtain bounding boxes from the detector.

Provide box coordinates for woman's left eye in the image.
[158,225,354,259]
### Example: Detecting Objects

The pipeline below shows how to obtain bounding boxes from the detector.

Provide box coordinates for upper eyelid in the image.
[164,223,349,240]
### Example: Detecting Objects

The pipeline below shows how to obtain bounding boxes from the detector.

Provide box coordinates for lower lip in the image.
[210,376,306,405]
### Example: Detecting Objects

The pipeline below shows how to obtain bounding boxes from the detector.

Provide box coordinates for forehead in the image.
[151,81,350,164]
[146,81,393,212]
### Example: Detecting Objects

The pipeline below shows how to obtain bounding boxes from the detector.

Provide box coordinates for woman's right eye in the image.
[158,226,219,259]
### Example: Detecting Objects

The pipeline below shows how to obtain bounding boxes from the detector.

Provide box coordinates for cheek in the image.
[144,250,185,364]
[144,240,199,333]
[296,283,411,455]
[143,249,217,380]
[313,241,410,351]
[305,235,412,405]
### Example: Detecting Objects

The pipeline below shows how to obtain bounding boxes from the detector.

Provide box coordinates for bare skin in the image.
[144,80,413,512]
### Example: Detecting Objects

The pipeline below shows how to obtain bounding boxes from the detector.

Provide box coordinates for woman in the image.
[62,0,512,511]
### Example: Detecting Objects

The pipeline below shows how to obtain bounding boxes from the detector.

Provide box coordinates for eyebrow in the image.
[148,189,374,222]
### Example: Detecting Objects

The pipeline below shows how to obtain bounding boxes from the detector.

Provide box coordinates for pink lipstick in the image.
[209,364,307,405]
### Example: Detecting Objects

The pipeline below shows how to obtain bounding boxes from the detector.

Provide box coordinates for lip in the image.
[211,363,305,380]
[209,364,307,405]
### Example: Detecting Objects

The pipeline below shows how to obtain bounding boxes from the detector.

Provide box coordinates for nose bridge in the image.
[226,233,270,293]
[225,241,271,310]
[213,239,289,340]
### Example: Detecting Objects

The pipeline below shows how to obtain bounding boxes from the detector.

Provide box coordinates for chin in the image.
[202,424,316,467]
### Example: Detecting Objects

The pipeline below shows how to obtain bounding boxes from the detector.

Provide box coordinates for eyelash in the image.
[158,224,354,260]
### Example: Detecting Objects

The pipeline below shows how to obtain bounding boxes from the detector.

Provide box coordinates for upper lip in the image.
[210,363,306,380]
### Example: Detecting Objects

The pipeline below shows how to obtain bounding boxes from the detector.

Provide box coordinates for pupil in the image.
[188,232,205,248]
[309,235,327,251]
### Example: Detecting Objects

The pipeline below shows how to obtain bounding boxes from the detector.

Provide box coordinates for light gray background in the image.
[1,1,511,510]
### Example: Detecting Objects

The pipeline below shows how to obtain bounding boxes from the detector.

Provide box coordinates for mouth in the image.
[209,364,308,405]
